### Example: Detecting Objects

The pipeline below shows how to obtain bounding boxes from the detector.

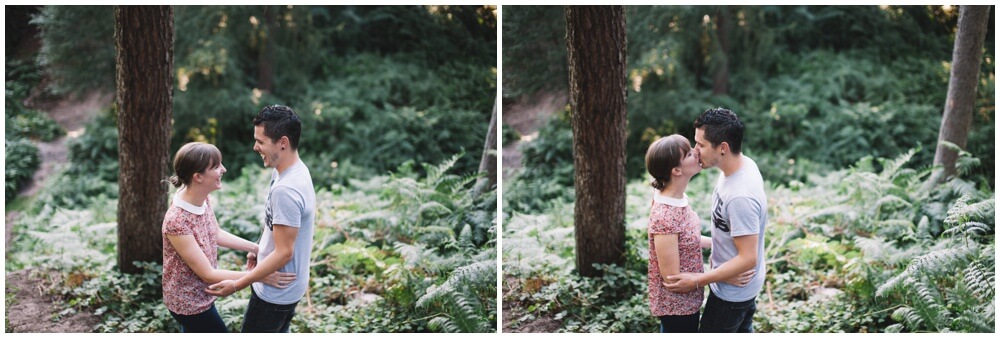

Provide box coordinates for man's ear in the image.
[280,136,290,150]
[719,142,730,154]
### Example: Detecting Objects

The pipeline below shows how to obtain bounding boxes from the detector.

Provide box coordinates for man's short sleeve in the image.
[726,196,762,237]
[270,186,304,228]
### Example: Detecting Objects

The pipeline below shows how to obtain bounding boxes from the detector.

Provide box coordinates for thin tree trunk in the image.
[115,5,174,274]
[931,5,990,184]
[712,6,731,96]
[565,5,627,277]
[472,97,498,197]
[257,5,276,94]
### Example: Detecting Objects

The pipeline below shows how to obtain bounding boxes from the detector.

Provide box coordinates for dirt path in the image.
[500,90,568,181]
[5,270,102,332]
[5,91,111,333]
[500,91,567,332]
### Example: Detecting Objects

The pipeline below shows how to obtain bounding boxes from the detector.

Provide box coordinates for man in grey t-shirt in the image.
[206,105,315,333]
[664,107,767,333]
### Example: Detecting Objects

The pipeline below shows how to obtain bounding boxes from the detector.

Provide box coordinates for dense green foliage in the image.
[503,149,994,332]
[8,156,496,332]
[503,5,995,188]
[5,55,62,200]
[34,5,497,185]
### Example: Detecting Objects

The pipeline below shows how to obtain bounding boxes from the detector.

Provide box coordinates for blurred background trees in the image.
[503,5,994,193]
[30,5,497,189]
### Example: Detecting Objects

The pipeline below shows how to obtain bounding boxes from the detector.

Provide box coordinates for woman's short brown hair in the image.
[168,142,222,188]
[645,134,691,191]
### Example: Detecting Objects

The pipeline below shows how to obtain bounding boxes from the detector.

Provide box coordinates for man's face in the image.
[694,128,721,169]
[253,125,280,168]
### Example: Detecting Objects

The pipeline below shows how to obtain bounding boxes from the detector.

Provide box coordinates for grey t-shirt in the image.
[708,155,768,302]
[252,159,316,305]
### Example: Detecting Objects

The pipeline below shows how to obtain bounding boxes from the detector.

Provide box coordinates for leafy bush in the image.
[504,147,994,332]
[9,154,496,332]
[5,138,41,200]
[34,108,119,210]
[34,6,497,182]
[503,109,575,215]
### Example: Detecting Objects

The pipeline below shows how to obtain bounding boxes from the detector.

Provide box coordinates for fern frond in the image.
[879,148,917,181]
[891,306,924,331]
[877,246,975,297]
[428,316,461,333]
[962,261,995,301]
[417,259,496,308]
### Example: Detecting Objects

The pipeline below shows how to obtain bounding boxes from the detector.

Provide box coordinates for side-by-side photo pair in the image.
[4,4,996,334]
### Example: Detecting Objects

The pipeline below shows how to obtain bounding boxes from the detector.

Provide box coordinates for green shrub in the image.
[10,154,496,333]
[5,138,41,200]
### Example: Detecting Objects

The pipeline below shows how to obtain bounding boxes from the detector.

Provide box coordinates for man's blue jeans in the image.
[241,287,299,333]
[169,303,228,333]
[699,290,756,333]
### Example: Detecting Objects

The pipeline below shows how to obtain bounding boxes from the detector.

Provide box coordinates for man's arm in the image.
[664,234,757,292]
[206,224,299,296]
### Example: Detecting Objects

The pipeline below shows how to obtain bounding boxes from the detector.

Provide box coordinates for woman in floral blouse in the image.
[645,134,710,332]
[162,142,295,332]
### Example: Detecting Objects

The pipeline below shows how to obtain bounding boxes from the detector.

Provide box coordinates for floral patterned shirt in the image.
[162,192,218,315]
[648,192,705,317]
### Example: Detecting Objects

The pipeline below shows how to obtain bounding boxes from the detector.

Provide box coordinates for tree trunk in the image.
[257,5,276,94]
[565,5,627,277]
[472,97,498,197]
[712,6,731,96]
[931,5,990,184]
[115,5,174,274]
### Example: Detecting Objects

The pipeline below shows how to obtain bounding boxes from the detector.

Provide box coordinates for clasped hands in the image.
[662,269,756,293]
[204,251,296,297]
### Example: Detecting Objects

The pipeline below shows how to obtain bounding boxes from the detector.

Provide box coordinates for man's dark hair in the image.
[253,105,301,150]
[694,107,744,154]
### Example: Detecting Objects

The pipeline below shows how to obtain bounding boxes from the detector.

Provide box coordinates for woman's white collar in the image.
[653,191,689,207]
[173,189,207,215]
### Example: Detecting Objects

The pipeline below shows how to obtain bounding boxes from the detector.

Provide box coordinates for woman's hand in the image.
[725,268,756,287]
[260,271,297,289]
[246,251,258,271]
[206,280,238,297]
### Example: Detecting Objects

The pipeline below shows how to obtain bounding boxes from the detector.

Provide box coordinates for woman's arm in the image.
[166,234,296,288]
[700,235,712,249]
[167,234,248,283]
[653,234,681,282]
[217,229,258,253]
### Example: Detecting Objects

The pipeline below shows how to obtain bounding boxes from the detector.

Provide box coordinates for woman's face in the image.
[677,148,702,177]
[199,161,226,191]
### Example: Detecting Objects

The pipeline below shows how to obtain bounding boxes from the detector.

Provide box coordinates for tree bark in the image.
[712,6,731,96]
[931,5,990,184]
[115,5,174,274]
[257,5,276,94]
[565,5,627,277]
[472,97,498,197]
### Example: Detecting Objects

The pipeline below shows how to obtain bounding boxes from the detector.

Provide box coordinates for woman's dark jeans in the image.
[659,312,700,332]
[169,303,228,333]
